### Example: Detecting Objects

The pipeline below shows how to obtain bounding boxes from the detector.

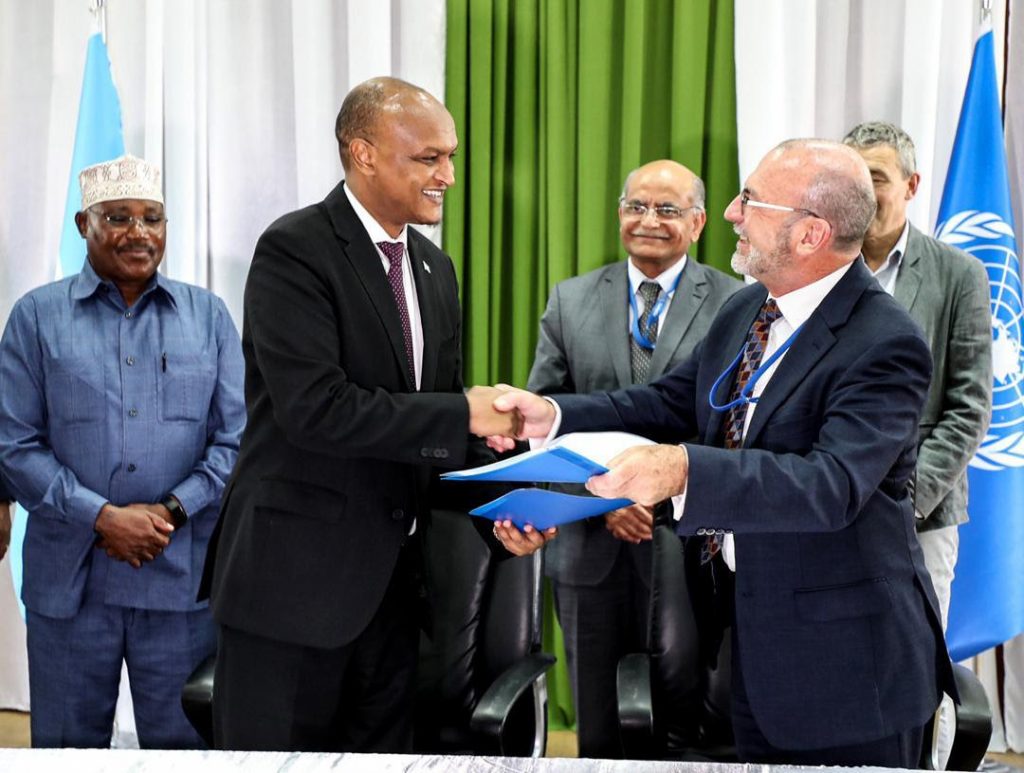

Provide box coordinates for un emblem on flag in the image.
[937,210,1024,470]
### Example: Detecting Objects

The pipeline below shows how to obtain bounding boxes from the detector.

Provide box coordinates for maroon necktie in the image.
[702,297,782,564]
[377,241,415,384]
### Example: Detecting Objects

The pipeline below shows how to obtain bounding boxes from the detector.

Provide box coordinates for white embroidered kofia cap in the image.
[79,154,164,209]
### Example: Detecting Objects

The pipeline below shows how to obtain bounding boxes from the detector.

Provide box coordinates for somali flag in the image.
[9,29,124,615]
[935,23,1024,662]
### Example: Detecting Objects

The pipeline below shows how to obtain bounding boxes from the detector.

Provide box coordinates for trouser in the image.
[552,549,650,759]
[27,600,214,749]
[213,545,420,752]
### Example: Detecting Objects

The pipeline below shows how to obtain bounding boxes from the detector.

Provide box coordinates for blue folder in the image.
[469,488,633,530]
[441,445,609,484]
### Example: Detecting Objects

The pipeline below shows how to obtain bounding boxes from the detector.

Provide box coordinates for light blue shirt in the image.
[0,260,245,616]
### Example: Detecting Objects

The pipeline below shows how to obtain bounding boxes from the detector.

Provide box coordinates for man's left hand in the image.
[492,519,557,556]
[586,444,688,506]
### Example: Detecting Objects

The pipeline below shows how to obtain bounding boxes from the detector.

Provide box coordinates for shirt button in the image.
[124,311,133,319]
[127,463,137,472]
[128,408,138,418]
[391,509,404,521]
[125,356,135,366]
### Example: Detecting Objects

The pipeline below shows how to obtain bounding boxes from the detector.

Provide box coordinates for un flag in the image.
[936,25,1024,661]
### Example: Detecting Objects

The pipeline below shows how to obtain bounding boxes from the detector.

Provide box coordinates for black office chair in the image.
[920,662,993,771]
[182,508,554,756]
[414,508,554,756]
[616,526,994,769]
[617,524,735,761]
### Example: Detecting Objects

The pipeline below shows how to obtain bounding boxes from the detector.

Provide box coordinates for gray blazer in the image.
[527,258,742,585]
[895,224,992,532]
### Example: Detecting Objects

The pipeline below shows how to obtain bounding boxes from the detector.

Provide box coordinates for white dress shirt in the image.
[626,255,688,329]
[343,183,425,390]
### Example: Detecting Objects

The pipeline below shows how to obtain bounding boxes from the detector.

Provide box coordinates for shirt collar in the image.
[627,255,687,297]
[70,259,176,309]
[771,261,855,330]
[343,181,408,252]
[872,220,910,276]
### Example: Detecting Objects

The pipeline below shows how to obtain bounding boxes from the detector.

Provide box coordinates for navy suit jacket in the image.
[555,260,954,750]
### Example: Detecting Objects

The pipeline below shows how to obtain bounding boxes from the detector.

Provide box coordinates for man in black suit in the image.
[493,139,954,767]
[203,77,518,753]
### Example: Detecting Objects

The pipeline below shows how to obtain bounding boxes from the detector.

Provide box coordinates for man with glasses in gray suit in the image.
[526,160,741,758]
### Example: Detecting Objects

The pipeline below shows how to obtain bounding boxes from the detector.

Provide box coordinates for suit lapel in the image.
[601,265,634,387]
[326,183,415,390]
[408,234,439,391]
[649,260,705,378]
[892,224,924,313]
[742,262,871,447]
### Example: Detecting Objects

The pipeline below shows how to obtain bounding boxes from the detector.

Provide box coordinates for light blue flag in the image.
[10,30,124,616]
[936,24,1024,662]
[57,30,125,279]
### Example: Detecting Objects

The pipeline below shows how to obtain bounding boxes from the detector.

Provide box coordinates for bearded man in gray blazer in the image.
[845,122,992,769]
[526,160,741,758]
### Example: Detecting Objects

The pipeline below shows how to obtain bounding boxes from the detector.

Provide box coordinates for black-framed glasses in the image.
[619,198,700,221]
[739,189,823,222]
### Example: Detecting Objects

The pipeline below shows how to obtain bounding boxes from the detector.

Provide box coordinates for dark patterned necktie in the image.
[630,280,663,384]
[377,241,415,384]
[701,297,783,564]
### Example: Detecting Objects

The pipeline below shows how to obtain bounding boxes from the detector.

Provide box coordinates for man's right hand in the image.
[604,503,654,543]
[94,504,174,569]
[486,385,558,452]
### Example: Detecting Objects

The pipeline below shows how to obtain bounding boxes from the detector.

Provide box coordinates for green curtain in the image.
[444,0,738,731]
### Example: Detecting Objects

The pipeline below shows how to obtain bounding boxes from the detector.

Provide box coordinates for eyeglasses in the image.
[92,210,168,233]
[619,199,700,221]
[739,189,823,222]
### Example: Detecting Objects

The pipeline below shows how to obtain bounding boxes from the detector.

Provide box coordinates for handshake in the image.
[464,385,556,447]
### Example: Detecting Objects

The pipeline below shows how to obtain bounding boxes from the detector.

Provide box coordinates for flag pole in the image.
[981,0,991,22]
[89,0,107,43]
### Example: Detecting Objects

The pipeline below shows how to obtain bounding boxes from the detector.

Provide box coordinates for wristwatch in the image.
[161,495,188,529]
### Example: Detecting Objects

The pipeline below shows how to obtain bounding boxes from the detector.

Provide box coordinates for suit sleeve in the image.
[527,284,575,395]
[245,226,470,467]
[554,341,703,443]
[914,259,992,519]
[682,332,931,535]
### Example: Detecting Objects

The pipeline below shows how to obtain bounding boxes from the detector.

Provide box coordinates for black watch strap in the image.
[161,496,188,528]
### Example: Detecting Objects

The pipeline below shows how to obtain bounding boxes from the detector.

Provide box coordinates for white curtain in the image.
[736,0,1023,754]
[0,0,445,721]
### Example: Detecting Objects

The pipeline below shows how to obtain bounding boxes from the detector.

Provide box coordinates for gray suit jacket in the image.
[526,258,742,585]
[895,223,992,532]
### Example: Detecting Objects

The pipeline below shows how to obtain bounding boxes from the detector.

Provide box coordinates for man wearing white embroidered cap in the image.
[0,154,245,748]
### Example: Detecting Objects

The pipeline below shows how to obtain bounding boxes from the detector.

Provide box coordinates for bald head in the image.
[768,139,877,255]
[335,77,444,170]
[622,160,705,209]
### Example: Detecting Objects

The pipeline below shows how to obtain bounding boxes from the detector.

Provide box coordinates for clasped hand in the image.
[94,503,175,569]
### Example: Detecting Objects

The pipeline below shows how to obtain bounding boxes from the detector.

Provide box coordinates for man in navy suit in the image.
[492,139,953,767]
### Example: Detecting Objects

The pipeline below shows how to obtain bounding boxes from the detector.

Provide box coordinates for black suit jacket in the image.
[203,181,494,649]
[555,260,955,750]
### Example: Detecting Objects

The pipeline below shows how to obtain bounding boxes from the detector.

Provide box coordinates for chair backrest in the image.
[649,525,734,758]
[414,508,542,754]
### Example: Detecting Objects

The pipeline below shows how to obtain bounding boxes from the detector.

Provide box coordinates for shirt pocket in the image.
[158,349,217,423]
[46,355,106,425]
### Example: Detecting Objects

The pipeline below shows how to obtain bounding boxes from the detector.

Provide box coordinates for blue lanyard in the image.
[629,271,684,350]
[708,323,802,412]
